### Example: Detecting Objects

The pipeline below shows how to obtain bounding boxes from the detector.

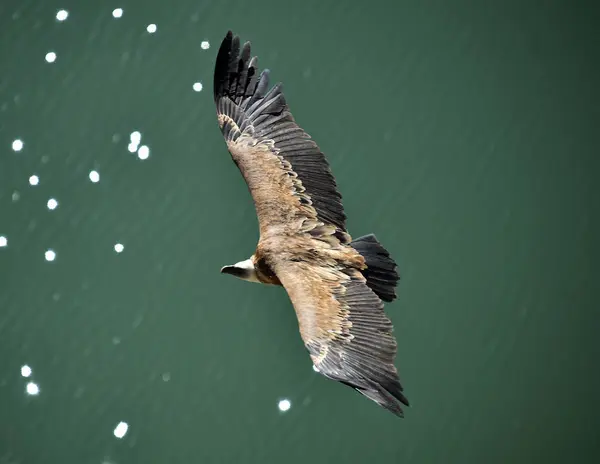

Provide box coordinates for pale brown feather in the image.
[226,137,322,239]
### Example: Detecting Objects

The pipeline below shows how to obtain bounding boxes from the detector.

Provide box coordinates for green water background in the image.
[1,0,598,462]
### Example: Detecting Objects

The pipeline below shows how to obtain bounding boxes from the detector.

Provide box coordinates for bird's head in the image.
[220,257,261,283]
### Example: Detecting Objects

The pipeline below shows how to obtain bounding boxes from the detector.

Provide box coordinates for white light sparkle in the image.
[192,82,203,92]
[113,421,128,438]
[114,243,124,253]
[89,170,100,183]
[45,249,56,261]
[201,41,210,50]
[56,10,69,21]
[45,52,57,63]
[137,145,149,160]
[146,24,157,33]
[26,382,40,395]
[0,236,6,247]
[12,139,23,152]
[21,365,32,377]
[29,175,39,186]
[278,399,291,412]
[112,8,123,18]
[130,131,141,144]
[47,198,58,210]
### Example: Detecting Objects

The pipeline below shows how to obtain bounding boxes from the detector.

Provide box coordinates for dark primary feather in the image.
[350,234,400,302]
[308,276,409,417]
[214,30,347,236]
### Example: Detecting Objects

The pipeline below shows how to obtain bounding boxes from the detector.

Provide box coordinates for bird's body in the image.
[214,31,409,417]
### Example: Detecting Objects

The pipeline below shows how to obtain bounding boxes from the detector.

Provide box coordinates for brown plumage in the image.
[214,31,409,417]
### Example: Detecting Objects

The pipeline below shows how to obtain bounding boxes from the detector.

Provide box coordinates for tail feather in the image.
[350,234,400,303]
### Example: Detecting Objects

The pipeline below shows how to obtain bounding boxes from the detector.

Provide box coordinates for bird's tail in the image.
[350,234,400,303]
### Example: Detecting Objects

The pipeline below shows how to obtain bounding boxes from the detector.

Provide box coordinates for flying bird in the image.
[213,31,409,417]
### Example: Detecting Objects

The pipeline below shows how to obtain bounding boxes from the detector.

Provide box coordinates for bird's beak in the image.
[220,265,245,278]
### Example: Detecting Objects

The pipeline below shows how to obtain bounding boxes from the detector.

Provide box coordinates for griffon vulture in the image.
[214,31,409,417]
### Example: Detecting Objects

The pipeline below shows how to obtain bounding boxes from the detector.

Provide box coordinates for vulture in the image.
[214,31,409,417]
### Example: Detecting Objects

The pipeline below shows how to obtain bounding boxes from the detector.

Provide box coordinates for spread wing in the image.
[213,31,348,243]
[273,259,409,417]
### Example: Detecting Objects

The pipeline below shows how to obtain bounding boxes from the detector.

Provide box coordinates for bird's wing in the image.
[272,258,409,417]
[213,31,348,243]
